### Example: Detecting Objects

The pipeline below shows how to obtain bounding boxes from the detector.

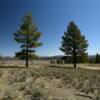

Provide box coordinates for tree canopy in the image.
[60,21,88,68]
[14,12,42,67]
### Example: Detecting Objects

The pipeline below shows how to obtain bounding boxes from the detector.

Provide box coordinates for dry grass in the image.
[0,64,99,100]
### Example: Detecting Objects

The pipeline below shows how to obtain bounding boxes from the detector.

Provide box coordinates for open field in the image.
[0,64,99,100]
[0,60,100,70]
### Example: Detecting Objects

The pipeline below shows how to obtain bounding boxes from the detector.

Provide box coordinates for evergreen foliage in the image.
[60,21,88,68]
[14,13,42,67]
[95,53,100,63]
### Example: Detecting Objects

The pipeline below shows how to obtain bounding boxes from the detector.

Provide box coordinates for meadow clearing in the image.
[0,63,99,100]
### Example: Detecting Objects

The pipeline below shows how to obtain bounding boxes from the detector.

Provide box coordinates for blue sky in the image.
[0,0,100,56]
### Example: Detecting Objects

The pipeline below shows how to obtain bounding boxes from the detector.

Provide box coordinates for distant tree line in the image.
[89,53,100,63]
[62,54,100,64]
[50,54,100,64]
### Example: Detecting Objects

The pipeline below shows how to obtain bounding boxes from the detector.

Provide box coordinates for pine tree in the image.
[14,13,42,68]
[77,53,89,63]
[60,21,88,68]
[95,53,100,63]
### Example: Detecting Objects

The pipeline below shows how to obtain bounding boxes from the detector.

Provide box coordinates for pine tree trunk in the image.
[74,56,76,68]
[26,35,29,68]
[26,58,28,68]
[73,45,77,68]
[26,48,28,68]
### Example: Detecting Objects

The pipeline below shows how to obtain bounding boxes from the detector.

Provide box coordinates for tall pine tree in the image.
[60,21,88,68]
[14,13,42,68]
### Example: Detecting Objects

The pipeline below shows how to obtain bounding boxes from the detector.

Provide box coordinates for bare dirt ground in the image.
[48,64,100,70]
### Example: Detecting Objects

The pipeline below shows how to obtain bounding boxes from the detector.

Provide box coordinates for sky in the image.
[0,0,100,56]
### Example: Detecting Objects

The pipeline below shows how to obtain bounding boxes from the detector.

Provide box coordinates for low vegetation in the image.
[0,65,99,100]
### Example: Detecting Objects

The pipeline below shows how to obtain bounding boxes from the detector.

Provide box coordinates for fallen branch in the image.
[75,92,94,99]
